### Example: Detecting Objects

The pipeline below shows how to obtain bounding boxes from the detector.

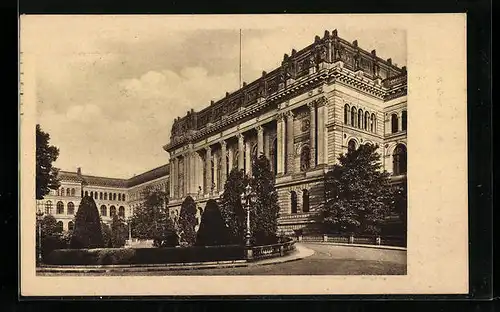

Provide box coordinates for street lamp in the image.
[240,184,256,247]
[36,202,44,265]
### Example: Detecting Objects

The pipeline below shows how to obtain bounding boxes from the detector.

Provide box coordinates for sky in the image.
[25,15,406,179]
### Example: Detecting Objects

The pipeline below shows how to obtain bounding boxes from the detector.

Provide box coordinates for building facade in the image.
[165,30,407,235]
[36,165,170,233]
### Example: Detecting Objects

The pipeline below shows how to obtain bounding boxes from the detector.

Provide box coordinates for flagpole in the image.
[239,29,242,89]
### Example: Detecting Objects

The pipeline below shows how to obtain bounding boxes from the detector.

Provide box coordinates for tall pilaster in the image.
[228,146,234,171]
[205,147,212,195]
[245,140,251,175]
[398,111,403,132]
[256,125,264,157]
[213,152,219,193]
[316,96,329,165]
[238,133,245,170]
[169,155,175,198]
[276,113,285,174]
[220,141,227,187]
[308,102,317,168]
[285,110,295,174]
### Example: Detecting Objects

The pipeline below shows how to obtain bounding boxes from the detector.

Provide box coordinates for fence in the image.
[250,238,296,261]
[297,234,406,247]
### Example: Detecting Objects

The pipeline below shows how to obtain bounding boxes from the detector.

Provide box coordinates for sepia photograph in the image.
[20,14,467,296]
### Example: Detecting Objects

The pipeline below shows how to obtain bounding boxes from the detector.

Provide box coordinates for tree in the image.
[220,168,249,244]
[70,195,104,249]
[322,143,394,235]
[391,179,407,239]
[195,199,230,246]
[101,222,112,247]
[110,215,128,248]
[178,196,197,246]
[130,187,178,247]
[37,215,66,261]
[36,124,60,200]
[249,155,281,244]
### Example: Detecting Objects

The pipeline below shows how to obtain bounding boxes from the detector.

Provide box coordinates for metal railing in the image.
[296,234,406,247]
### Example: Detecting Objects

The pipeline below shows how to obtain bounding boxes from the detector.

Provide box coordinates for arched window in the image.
[391,113,399,133]
[99,192,103,200]
[71,188,75,197]
[271,138,278,176]
[348,139,357,152]
[56,201,64,214]
[90,191,94,198]
[56,221,63,233]
[371,113,376,132]
[290,191,298,214]
[67,202,75,215]
[302,189,310,213]
[344,104,350,124]
[300,145,311,172]
[104,193,108,200]
[95,192,98,199]
[393,144,407,175]
[60,187,64,197]
[364,111,370,130]
[122,194,126,201]
[118,206,125,218]
[84,191,88,197]
[108,193,112,200]
[402,110,407,131]
[100,205,107,217]
[110,206,116,217]
[358,109,363,129]
[68,221,74,231]
[66,188,71,196]
[113,193,117,201]
[45,200,53,214]
[56,189,60,196]
[351,106,357,127]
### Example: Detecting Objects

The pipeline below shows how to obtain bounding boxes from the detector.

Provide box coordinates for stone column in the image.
[285,110,295,174]
[317,97,329,165]
[213,152,219,193]
[220,141,227,188]
[398,111,403,132]
[256,125,264,157]
[205,147,212,195]
[228,146,234,172]
[308,102,316,168]
[238,133,245,170]
[245,140,251,175]
[169,156,175,198]
[276,113,285,174]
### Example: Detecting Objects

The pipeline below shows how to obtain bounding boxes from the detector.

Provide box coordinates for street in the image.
[39,243,406,276]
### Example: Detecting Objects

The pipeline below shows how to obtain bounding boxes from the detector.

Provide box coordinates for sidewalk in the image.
[36,244,315,274]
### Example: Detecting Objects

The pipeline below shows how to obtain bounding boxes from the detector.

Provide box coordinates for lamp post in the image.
[36,202,44,265]
[240,184,256,248]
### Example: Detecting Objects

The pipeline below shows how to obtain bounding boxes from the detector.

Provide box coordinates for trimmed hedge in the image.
[45,245,245,265]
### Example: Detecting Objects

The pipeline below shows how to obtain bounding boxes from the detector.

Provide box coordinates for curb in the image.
[302,241,407,251]
[36,246,316,274]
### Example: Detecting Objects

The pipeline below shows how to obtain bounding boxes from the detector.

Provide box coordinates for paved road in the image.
[42,243,406,276]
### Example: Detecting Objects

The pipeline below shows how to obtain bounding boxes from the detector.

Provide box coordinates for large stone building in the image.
[36,165,170,233]
[165,30,407,234]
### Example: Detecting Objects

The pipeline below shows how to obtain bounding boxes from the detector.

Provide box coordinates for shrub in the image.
[70,195,104,249]
[195,199,230,246]
[179,196,197,246]
[220,168,249,244]
[111,215,128,248]
[46,245,245,265]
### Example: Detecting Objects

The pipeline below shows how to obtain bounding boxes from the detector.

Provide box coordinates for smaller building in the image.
[36,165,170,233]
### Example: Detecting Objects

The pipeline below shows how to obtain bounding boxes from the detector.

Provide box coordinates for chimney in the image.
[387,58,392,65]
[291,49,297,56]
[226,91,230,97]
[243,81,247,87]
[371,49,376,56]
[314,35,321,43]
[283,53,289,61]
[77,167,81,175]
[352,40,358,47]
[262,71,267,77]
[402,66,407,72]
[210,100,214,105]
[324,30,330,38]
[332,29,338,37]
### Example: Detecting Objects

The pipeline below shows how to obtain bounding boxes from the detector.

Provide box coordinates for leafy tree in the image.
[195,199,230,246]
[391,179,408,239]
[220,168,249,244]
[40,214,60,236]
[178,196,197,246]
[322,143,394,235]
[130,187,177,247]
[249,155,281,244]
[70,195,104,249]
[101,222,112,247]
[110,214,128,248]
[36,215,66,262]
[36,124,60,200]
